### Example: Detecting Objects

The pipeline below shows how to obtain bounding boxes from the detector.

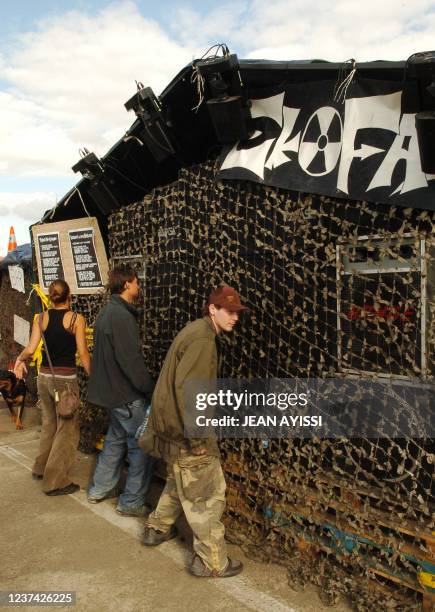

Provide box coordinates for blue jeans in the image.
[88,399,154,510]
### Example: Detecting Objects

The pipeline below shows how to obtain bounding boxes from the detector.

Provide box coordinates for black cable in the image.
[141,121,175,156]
[200,43,229,60]
[103,162,147,192]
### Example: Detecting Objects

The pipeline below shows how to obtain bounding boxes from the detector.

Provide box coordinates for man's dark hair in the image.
[109,265,137,295]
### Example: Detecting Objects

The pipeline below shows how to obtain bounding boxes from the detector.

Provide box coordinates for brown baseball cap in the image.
[207,285,249,312]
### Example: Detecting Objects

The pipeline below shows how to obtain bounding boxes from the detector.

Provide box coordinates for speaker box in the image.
[207,96,250,143]
[415,111,435,174]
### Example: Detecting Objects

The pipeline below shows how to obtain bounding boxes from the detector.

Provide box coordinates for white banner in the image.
[218,79,435,210]
[8,265,25,293]
[14,315,30,347]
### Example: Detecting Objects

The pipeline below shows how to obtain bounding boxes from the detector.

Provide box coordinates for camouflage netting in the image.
[80,160,433,610]
[0,267,38,400]
[71,294,108,453]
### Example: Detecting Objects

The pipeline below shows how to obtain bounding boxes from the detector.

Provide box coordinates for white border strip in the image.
[0,445,297,612]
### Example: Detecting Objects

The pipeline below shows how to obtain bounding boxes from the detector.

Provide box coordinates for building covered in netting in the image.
[34,54,435,610]
[0,244,39,400]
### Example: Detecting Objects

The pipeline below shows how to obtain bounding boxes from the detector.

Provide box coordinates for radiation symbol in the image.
[299,107,343,176]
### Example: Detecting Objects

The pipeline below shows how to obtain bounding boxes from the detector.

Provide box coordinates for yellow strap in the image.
[76,327,93,366]
[29,285,49,372]
[29,341,43,370]
[29,314,43,370]
[418,571,435,589]
[85,326,93,350]
[32,283,50,309]
[95,436,105,450]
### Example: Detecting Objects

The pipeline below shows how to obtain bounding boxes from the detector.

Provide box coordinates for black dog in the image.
[0,369,27,429]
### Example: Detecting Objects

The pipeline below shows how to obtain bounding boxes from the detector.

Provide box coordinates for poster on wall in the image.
[32,217,109,295]
[8,265,25,293]
[14,315,30,347]
[68,228,103,289]
[218,79,435,211]
[37,233,65,287]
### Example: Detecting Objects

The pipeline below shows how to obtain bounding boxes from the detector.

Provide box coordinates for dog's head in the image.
[0,369,26,400]
[0,369,16,397]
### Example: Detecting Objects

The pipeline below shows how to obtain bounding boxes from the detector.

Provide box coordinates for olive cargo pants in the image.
[145,450,228,572]
[33,373,80,492]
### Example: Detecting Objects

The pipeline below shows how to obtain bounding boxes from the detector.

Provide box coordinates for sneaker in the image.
[115,504,151,517]
[46,483,80,496]
[189,555,243,578]
[87,490,120,504]
[142,525,178,546]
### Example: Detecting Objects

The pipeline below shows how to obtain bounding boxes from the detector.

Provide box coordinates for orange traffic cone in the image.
[8,226,17,252]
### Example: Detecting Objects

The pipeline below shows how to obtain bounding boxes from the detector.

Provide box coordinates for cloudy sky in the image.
[1,0,434,255]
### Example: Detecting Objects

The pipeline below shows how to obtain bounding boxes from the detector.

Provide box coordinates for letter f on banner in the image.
[337,92,400,194]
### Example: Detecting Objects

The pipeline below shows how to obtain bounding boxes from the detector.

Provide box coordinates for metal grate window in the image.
[337,234,427,379]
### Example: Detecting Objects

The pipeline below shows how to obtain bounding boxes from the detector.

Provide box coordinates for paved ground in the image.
[0,402,352,612]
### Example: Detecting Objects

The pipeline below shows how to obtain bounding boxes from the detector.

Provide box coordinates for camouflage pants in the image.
[146,450,228,572]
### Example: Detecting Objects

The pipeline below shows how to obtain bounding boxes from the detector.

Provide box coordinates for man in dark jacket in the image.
[140,285,248,578]
[87,265,154,516]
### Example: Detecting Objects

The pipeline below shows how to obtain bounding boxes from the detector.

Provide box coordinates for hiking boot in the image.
[46,483,80,496]
[142,525,177,546]
[115,504,151,517]
[189,555,243,578]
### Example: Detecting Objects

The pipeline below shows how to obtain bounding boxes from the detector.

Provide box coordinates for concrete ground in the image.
[0,402,352,612]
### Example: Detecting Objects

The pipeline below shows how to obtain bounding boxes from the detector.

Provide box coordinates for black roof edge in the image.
[159,58,407,99]
[48,118,143,212]
[44,56,413,216]
[239,59,406,70]
[159,64,194,99]
[41,179,86,220]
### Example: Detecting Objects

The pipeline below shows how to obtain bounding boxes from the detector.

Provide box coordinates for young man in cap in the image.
[139,285,248,578]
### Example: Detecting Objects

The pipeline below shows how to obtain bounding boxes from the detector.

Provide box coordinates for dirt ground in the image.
[0,401,352,612]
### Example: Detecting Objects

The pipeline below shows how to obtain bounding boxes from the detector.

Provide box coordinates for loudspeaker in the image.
[87,181,122,215]
[125,86,175,162]
[139,121,175,163]
[415,111,435,174]
[207,96,250,143]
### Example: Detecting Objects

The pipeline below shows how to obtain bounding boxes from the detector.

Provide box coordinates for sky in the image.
[1,0,434,256]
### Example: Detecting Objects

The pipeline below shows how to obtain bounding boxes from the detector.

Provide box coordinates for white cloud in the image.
[1,0,435,189]
[0,192,57,256]
[171,3,250,51]
[0,1,195,178]
[173,0,435,62]
[0,216,33,256]
[0,192,57,221]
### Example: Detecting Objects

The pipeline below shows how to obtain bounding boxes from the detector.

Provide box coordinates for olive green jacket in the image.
[139,317,219,459]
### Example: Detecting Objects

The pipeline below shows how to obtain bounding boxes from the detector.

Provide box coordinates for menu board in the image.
[37,232,65,287]
[69,228,102,288]
[32,217,108,295]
